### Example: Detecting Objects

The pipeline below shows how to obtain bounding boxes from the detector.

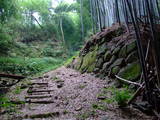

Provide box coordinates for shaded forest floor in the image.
[1,67,153,120]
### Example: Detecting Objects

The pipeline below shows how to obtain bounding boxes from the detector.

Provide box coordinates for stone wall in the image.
[70,23,142,82]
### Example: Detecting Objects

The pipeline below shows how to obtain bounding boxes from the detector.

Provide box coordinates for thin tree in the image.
[80,0,84,40]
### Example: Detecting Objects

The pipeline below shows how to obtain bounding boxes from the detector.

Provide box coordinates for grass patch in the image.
[0,57,64,76]
[92,103,108,111]
[76,110,96,120]
[13,86,25,94]
[0,95,16,112]
[97,86,133,108]
[114,89,131,107]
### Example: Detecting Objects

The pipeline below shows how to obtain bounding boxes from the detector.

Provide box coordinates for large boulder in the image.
[118,61,141,81]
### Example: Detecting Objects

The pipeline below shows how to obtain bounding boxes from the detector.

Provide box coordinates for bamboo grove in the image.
[89,0,160,115]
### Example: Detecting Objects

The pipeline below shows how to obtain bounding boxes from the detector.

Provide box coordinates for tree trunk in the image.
[80,0,84,41]
[89,0,95,33]
[60,18,67,52]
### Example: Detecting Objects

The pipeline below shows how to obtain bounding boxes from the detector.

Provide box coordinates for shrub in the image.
[42,47,64,57]
[114,89,131,107]
[0,23,13,55]
[0,57,64,76]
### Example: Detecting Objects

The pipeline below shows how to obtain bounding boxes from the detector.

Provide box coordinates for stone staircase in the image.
[21,77,61,119]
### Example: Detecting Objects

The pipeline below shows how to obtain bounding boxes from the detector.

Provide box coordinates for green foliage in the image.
[92,103,107,111]
[54,2,77,13]
[0,95,16,112]
[79,46,97,72]
[0,57,64,75]
[114,89,131,107]
[76,110,96,120]
[64,51,79,66]
[96,86,133,109]
[42,47,64,57]
[0,0,93,76]
[0,0,18,22]
[13,86,24,94]
[0,24,13,55]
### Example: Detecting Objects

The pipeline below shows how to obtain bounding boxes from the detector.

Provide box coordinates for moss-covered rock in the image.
[118,45,126,58]
[118,61,141,81]
[109,55,117,65]
[109,58,125,69]
[79,46,98,73]
[104,51,112,62]
[75,57,83,70]
[102,62,111,71]
[111,66,120,75]
[96,58,104,68]
[118,41,136,58]
[126,41,136,55]
[97,43,108,55]
[126,51,138,63]
[112,46,121,55]
[70,24,139,81]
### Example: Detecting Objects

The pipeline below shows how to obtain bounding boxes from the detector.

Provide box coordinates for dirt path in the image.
[5,67,152,120]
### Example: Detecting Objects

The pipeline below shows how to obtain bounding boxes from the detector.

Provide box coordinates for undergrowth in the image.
[114,88,131,107]
[0,95,16,113]
[0,57,64,76]
[96,86,133,108]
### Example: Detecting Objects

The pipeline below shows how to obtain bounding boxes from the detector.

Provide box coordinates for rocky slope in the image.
[70,23,144,84]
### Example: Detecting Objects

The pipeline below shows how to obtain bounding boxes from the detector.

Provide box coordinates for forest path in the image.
[14,66,151,120]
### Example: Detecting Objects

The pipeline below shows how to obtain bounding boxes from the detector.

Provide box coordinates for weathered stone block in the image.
[118,61,141,81]
[126,51,138,63]
[109,58,125,69]
[104,51,112,62]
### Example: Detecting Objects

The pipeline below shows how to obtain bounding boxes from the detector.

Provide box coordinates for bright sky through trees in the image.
[33,0,75,24]
[52,0,75,8]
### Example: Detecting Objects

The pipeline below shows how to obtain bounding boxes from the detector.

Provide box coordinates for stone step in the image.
[24,111,60,119]
[29,82,48,86]
[25,99,54,104]
[25,94,53,99]
[29,85,51,89]
[27,89,54,93]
